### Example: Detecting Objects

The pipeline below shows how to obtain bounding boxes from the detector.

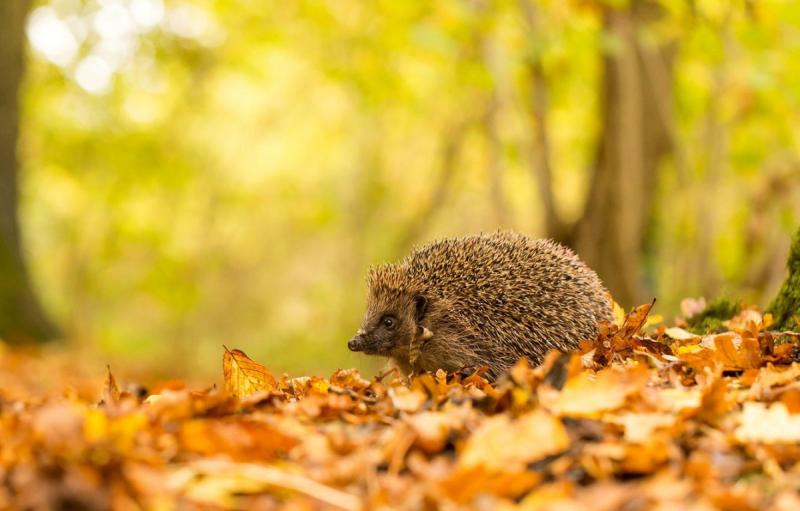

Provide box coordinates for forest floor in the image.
[1,304,800,510]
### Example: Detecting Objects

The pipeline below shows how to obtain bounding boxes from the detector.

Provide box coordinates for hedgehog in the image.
[347,231,612,380]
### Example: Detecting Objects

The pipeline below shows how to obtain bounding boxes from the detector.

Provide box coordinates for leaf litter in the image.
[1,305,800,509]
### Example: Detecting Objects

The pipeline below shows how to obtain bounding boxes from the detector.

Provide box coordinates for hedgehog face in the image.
[347,310,413,356]
[348,290,428,358]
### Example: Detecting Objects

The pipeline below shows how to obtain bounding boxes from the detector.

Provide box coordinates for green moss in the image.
[767,227,800,331]
[687,297,740,334]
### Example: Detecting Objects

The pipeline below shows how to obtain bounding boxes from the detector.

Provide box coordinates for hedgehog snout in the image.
[348,329,367,351]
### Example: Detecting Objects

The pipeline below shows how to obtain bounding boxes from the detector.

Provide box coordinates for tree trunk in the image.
[519,0,571,245]
[767,226,800,331]
[572,1,675,307]
[0,0,60,343]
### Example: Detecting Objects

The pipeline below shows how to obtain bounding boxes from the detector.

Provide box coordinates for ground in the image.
[1,304,800,509]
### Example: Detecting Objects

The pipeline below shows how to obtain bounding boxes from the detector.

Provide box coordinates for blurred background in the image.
[1,0,799,381]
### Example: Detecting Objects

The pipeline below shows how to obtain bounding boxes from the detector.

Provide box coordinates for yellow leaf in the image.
[84,408,109,443]
[673,343,703,354]
[612,300,626,327]
[310,378,330,394]
[762,312,774,330]
[459,410,569,471]
[644,314,664,328]
[518,481,574,509]
[222,346,277,399]
[541,364,650,418]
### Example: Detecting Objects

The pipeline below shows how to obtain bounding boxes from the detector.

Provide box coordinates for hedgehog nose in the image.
[348,335,363,352]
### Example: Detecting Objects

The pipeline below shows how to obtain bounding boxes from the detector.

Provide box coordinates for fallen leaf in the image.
[173,459,362,511]
[222,346,277,398]
[664,327,699,340]
[712,335,761,370]
[517,481,574,510]
[541,364,650,418]
[459,410,569,471]
[779,389,800,413]
[5,317,800,511]
[752,363,800,391]
[439,466,542,503]
[389,386,426,413]
[101,366,120,406]
[406,411,459,453]
[180,418,299,461]
[648,387,702,414]
[735,402,800,443]
[619,301,655,339]
[612,300,626,327]
[609,413,677,443]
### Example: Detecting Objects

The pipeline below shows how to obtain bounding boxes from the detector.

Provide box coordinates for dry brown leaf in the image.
[389,386,426,413]
[618,438,672,473]
[752,363,800,391]
[180,418,298,461]
[711,334,761,370]
[779,389,800,413]
[619,300,655,339]
[439,465,542,503]
[222,346,277,398]
[697,377,734,423]
[406,411,460,453]
[101,366,120,406]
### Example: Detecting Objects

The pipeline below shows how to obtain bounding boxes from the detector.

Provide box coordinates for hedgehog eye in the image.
[382,316,396,330]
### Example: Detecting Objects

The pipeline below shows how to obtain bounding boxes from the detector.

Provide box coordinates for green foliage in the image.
[686,297,740,335]
[16,0,800,377]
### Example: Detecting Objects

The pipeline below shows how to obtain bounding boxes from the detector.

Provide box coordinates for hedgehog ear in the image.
[414,294,427,321]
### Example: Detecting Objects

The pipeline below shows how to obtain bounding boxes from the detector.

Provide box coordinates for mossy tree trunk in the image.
[0,0,60,343]
[767,226,800,331]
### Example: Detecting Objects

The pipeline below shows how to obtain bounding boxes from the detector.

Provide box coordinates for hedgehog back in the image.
[402,232,611,367]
